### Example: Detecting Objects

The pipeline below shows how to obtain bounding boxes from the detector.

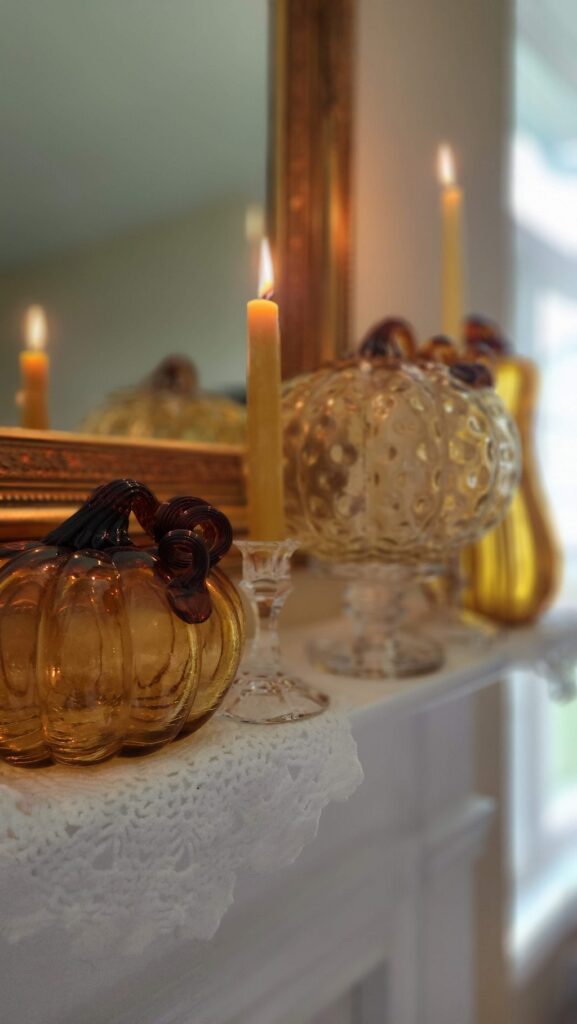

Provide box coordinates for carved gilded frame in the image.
[271,0,354,379]
[0,0,354,541]
[0,429,246,540]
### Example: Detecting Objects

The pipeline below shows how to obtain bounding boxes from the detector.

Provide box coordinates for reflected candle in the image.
[20,305,49,430]
[246,239,285,540]
[438,144,465,349]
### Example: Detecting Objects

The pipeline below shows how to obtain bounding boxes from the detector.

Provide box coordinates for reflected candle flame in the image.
[245,203,265,243]
[24,305,47,352]
[258,238,274,300]
[438,144,457,188]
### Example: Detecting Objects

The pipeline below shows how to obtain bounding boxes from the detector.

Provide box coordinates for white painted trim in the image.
[423,796,495,877]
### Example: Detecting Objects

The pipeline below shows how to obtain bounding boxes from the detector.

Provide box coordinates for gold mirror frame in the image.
[272,0,354,378]
[0,0,354,541]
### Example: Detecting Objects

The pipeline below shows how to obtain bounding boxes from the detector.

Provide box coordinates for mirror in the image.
[0,0,354,540]
[0,0,268,438]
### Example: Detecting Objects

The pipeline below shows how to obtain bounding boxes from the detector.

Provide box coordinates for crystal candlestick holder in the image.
[225,539,328,724]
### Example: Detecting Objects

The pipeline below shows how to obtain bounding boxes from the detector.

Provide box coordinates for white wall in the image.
[353,0,512,345]
[0,196,256,431]
[353,8,514,1022]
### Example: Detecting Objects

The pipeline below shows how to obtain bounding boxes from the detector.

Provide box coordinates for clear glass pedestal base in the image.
[420,560,500,650]
[226,675,328,724]
[224,539,328,725]
[309,629,442,679]
[308,562,444,680]
[424,608,498,649]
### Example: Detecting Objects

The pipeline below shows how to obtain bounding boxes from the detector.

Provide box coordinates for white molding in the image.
[423,796,495,878]
[6,617,575,1024]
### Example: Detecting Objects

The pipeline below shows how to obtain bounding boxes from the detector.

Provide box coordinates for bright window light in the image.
[513,134,577,256]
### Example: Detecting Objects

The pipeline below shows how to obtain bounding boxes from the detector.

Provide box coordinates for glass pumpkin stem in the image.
[44,478,158,551]
[225,539,328,724]
[309,562,444,680]
[157,529,213,624]
[153,498,233,567]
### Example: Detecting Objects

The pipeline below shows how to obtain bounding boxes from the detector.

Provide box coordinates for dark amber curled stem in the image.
[358,317,417,361]
[419,334,458,365]
[157,528,212,623]
[153,497,233,567]
[449,362,494,389]
[44,479,159,551]
[465,314,512,356]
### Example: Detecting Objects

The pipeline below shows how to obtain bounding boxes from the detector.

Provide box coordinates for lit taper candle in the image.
[438,144,465,349]
[246,239,285,540]
[20,305,49,430]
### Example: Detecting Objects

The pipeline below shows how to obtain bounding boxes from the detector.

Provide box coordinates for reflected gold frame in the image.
[0,0,355,541]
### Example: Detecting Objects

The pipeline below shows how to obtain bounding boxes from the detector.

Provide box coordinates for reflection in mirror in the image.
[0,0,267,439]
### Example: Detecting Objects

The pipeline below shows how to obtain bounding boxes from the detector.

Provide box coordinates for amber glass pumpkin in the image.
[150,496,245,732]
[0,480,244,766]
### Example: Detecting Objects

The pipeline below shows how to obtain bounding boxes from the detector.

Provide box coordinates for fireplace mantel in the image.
[1,615,572,1024]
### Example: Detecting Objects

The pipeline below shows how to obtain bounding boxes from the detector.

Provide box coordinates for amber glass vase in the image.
[463,324,561,624]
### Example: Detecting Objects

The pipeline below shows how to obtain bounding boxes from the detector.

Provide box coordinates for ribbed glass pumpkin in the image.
[150,496,245,733]
[0,480,244,766]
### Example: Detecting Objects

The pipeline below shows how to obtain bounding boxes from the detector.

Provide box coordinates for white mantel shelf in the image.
[284,611,576,719]
[1,613,575,1024]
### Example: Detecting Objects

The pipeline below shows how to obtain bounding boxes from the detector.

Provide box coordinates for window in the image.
[509,17,577,973]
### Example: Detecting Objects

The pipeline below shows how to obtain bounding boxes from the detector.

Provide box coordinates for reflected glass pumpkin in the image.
[82,355,246,445]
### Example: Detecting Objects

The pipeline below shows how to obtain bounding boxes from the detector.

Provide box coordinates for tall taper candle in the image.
[20,305,49,430]
[438,144,465,349]
[246,239,285,540]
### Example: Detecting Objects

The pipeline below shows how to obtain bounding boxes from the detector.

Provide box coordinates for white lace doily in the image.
[0,712,362,956]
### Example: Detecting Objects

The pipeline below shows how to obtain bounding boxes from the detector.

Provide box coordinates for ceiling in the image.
[0,0,267,267]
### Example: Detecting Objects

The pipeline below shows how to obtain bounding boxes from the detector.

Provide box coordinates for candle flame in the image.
[24,305,47,351]
[438,144,456,187]
[258,238,274,300]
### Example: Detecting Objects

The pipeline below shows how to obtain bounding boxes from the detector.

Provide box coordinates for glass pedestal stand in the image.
[420,556,499,650]
[225,539,329,724]
[308,562,443,679]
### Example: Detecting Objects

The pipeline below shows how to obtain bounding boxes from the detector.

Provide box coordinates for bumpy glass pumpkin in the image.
[282,320,520,679]
[0,480,244,766]
[283,321,520,564]
[416,360,520,560]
